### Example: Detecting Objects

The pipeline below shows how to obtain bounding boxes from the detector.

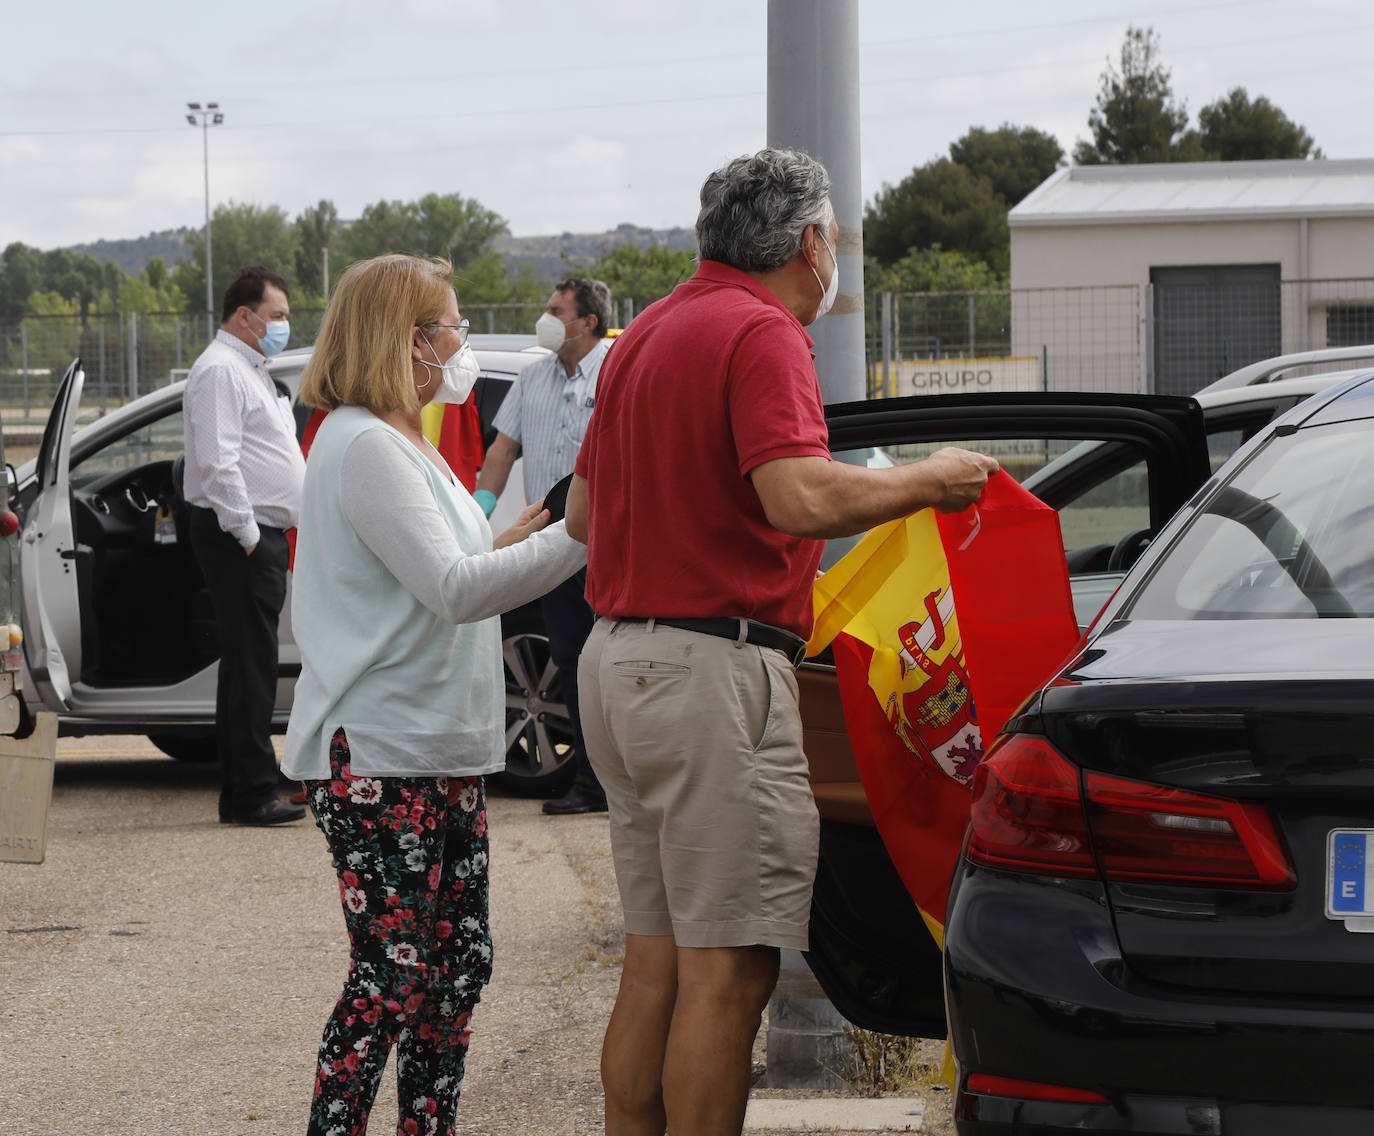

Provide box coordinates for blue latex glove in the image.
[473,489,498,518]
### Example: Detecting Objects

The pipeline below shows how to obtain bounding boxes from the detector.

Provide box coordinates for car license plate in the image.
[1326,830,1374,931]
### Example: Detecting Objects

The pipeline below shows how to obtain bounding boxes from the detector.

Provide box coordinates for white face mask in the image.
[536,311,579,353]
[434,342,481,404]
[418,334,480,404]
[809,228,839,323]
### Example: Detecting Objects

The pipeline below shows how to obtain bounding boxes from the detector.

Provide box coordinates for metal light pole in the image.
[763,0,866,1092]
[768,0,864,407]
[185,102,224,338]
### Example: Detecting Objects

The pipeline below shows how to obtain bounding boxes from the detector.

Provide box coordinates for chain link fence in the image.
[865,277,1374,400]
[6,280,1374,446]
[866,285,1144,399]
[0,302,550,432]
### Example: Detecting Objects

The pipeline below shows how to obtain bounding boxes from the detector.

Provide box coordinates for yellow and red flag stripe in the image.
[808,472,1079,940]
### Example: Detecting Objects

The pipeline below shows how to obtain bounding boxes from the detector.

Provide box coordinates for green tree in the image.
[455,248,548,305]
[0,242,44,320]
[293,199,340,299]
[864,159,1009,274]
[574,243,696,307]
[2,244,122,319]
[867,246,1006,294]
[416,193,507,268]
[172,202,297,318]
[338,192,507,270]
[1073,26,1194,164]
[337,198,414,263]
[949,124,1064,207]
[144,255,171,292]
[1193,87,1322,161]
[24,291,79,318]
[19,291,82,376]
[36,249,120,315]
[95,265,186,315]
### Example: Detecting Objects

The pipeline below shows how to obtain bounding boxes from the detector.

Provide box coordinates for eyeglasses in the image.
[426,318,470,346]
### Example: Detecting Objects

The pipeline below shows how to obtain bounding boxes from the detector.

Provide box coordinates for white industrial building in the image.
[1008,159,1374,394]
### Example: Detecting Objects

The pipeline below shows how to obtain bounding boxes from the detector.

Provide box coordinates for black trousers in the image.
[540,574,599,791]
[189,507,289,816]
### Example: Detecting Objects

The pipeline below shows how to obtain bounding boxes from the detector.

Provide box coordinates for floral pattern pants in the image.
[304,729,493,1136]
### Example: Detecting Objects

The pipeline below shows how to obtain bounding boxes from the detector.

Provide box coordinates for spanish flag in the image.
[299,399,485,491]
[419,397,485,494]
[808,472,1079,945]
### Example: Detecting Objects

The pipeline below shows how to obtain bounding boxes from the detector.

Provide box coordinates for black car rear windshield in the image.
[1128,417,1374,620]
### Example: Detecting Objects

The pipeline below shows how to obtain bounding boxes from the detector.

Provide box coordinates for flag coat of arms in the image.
[808,472,1079,941]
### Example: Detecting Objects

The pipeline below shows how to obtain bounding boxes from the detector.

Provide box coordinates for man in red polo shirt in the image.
[566,148,997,1136]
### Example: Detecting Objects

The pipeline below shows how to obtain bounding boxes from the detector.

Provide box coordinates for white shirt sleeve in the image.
[338,428,586,623]
[184,363,260,549]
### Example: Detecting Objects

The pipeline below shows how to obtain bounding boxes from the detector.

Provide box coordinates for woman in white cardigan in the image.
[282,254,585,1136]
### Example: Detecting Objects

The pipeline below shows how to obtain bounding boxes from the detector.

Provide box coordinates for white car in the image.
[12,336,579,795]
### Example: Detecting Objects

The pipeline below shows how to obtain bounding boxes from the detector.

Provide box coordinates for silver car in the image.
[13,336,578,795]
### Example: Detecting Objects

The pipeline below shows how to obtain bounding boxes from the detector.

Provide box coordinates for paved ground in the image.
[0,737,952,1135]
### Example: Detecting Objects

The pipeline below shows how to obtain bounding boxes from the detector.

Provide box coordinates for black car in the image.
[795,370,1374,1133]
[943,368,1374,1134]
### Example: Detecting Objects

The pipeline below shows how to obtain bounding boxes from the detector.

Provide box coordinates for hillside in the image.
[61,222,697,283]
[67,227,196,275]
[492,223,698,282]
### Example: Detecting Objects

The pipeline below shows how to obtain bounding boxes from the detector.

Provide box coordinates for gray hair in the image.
[695,148,832,272]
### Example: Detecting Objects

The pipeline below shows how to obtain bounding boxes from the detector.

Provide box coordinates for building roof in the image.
[1009,159,1374,227]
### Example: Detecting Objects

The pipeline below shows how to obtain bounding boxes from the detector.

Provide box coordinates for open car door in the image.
[802,391,1209,1038]
[19,360,87,711]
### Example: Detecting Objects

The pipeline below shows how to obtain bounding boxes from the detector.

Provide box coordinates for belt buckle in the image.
[762,624,806,668]
[749,619,806,668]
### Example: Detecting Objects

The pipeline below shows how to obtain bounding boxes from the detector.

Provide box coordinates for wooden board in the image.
[0,713,59,864]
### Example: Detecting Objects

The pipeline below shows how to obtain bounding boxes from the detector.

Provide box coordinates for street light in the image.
[186,101,224,338]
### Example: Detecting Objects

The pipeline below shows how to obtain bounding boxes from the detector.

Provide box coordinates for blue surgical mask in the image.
[251,310,290,357]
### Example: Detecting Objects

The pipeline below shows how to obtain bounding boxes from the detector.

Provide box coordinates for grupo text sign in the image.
[892,356,1042,396]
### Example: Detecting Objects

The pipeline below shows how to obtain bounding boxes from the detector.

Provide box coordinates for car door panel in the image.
[20,361,86,710]
[801,391,1210,1037]
[799,665,872,828]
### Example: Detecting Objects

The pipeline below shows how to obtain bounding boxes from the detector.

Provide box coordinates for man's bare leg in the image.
[662,944,780,1136]
[603,933,678,1136]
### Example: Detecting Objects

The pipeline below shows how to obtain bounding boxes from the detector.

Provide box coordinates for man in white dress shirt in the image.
[183,265,306,826]
[475,277,613,815]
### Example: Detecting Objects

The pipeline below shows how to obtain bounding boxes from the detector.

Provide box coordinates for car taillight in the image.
[965,1072,1110,1105]
[1085,770,1295,889]
[966,736,1096,877]
[966,735,1295,889]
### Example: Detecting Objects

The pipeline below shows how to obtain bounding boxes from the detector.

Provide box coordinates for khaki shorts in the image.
[578,618,820,950]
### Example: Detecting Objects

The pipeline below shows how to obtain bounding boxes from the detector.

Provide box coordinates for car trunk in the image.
[1040,618,1374,998]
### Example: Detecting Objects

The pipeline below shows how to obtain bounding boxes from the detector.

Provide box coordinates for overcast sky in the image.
[1,0,1366,253]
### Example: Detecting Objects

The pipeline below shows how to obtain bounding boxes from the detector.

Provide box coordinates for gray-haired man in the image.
[566,149,997,1134]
